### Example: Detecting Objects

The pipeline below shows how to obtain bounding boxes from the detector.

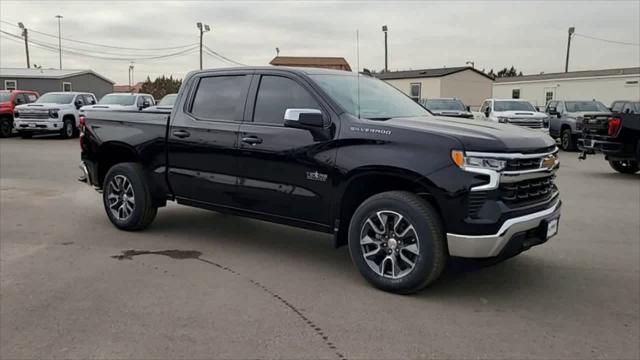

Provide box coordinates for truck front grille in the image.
[500,175,556,206]
[506,118,543,129]
[504,157,544,171]
[19,112,49,120]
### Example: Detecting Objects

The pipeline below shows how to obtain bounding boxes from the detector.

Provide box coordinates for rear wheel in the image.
[0,118,12,137]
[103,163,157,230]
[348,191,446,294]
[60,118,75,139]
[18,131,32,139]
[561,129,575,151]
[608,160,639,174]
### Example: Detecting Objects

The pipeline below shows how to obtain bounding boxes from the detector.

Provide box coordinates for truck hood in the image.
[385,116,556,153]
[493,110,547,119]
[15,103,71,110]
[430,110,474,118]
[81,104,132,110]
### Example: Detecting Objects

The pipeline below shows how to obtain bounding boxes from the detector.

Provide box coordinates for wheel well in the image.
[561,124,571,132]
[62,114,75,123]
[96,143,140,187]
[334,173,437,247]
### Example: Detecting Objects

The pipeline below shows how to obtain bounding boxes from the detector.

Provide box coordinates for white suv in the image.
[480,99,550,132]
[14,92,96,139]
[81,93,155,111]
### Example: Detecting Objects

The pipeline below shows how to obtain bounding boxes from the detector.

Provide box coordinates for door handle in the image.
[172,130,190,138]
[242,136,263,145]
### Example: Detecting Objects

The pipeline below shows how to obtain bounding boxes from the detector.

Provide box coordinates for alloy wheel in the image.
[360,210,420,279]
[65,122,73,137]
[107,175,135,221]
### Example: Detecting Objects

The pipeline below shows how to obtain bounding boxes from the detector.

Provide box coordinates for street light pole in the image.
[382,25,388,72]
[18,22,30,68]
[565,26,575,73]
[128,63,135,90]
[197,22,211,70]
[55,15,63,69]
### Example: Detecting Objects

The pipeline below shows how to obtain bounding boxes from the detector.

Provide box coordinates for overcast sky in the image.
[1,1,639,84]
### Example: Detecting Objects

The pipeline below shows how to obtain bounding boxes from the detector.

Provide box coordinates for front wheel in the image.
[348,191,446,294]
[60,118,75,139]
[103,163,157,230]
[0,119,12,137]
[609,160,639,174]
[560,129,575,151]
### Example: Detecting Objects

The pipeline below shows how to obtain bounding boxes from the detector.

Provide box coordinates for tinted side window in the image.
[546,101,557,112]
[136,96,144,107]
[556,101,565,113]
[83,95,96,105]
[253,76,320,125]
[14,94,27,104]
[611,102,623,113]
[26,93,38,103]
[191,75,251,121]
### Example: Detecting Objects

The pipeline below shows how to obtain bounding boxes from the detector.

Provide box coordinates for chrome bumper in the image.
[78,162,92,186]
[447,198,561,258]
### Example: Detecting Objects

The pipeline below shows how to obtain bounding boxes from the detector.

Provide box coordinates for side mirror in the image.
[466,106,471,112]
[484,107,491,117]
[535,106,540,112]
[284,108,325,128]
[142,100,151,109]
[75,100,82,109]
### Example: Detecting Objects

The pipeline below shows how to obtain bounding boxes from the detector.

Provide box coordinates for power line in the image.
[1,30,199,61]
[203,45,246,66]
[0,19,198,51]
[574,33,640,47]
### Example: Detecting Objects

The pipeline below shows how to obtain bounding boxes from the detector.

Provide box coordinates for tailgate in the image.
[581,115,610,136]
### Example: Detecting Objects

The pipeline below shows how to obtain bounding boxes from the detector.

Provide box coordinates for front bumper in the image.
[447,198,561,258]
[14,119,63,131]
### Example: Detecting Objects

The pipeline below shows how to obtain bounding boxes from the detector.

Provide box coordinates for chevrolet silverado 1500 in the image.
[80,67,562,293]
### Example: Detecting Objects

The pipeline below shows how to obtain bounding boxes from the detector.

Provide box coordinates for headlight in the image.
[497,116,509,123]
[49,109,59,118]
[575,116,584,130]
[451,150,506,171]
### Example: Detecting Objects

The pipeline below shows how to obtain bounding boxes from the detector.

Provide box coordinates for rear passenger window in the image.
[190,75,251,121]
[253,76,320,125]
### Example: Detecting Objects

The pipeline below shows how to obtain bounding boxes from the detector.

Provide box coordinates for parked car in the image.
[419,98,473,118]
[480,99,549,132]
[81,93,155,112]
[14,92,96,139]
[578,111,640,174]
[143,93,177,112]
[610,100,639,115]
[0,90,39,137]
[546,100,611,151]
[80,67,561,294]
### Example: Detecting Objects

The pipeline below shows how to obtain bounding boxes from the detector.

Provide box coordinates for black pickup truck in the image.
[578,107,640,174]
[79,67,561,293]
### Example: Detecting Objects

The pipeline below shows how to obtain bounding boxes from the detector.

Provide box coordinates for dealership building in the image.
[493,67,640,107]
[0,68,114,99]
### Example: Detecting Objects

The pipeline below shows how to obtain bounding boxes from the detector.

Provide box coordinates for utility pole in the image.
[382,25,388,72]
[55,15,63,69]
[565,27,575,73]
[128,63,135,90]
[197,22,211,70]
[18,22,30,68]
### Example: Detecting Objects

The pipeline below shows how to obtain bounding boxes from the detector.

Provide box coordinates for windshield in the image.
[423,99,466,111]
[158,94,177,106]
[310,74,430,119]
[0,92,10,102]
[564,101,609,112]
[494,101,536,112]
[99,94,136,106]
[36,93,74,104]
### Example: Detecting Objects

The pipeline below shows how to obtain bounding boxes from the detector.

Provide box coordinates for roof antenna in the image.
[356,29,361,119]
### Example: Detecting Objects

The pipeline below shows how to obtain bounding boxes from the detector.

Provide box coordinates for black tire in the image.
[60,118,75,139]
[608,160,639,174]
[0,118,12,137]
[348,191,446,294]
[102,162,157,230]
[560,129,575,151]
[18,131,32,139]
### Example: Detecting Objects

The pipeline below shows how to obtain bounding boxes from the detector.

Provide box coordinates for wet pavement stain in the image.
[111,249,202,260]
[111,249,347,360]
[60,241,74,246]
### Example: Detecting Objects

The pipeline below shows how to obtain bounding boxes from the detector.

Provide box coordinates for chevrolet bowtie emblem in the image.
[541,155,556,170]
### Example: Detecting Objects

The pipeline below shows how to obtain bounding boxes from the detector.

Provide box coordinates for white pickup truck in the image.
[480,99,550,132]
[14,92,97,139]
[81,93,155,112]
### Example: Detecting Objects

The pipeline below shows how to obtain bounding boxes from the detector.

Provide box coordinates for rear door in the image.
[167,71,252,207]
[235,72,337,227]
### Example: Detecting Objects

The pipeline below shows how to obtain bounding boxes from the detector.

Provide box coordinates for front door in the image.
[236,73,337,227]
[167,72,252,207]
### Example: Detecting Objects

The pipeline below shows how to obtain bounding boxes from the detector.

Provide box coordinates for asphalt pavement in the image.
[1,136,638,359]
